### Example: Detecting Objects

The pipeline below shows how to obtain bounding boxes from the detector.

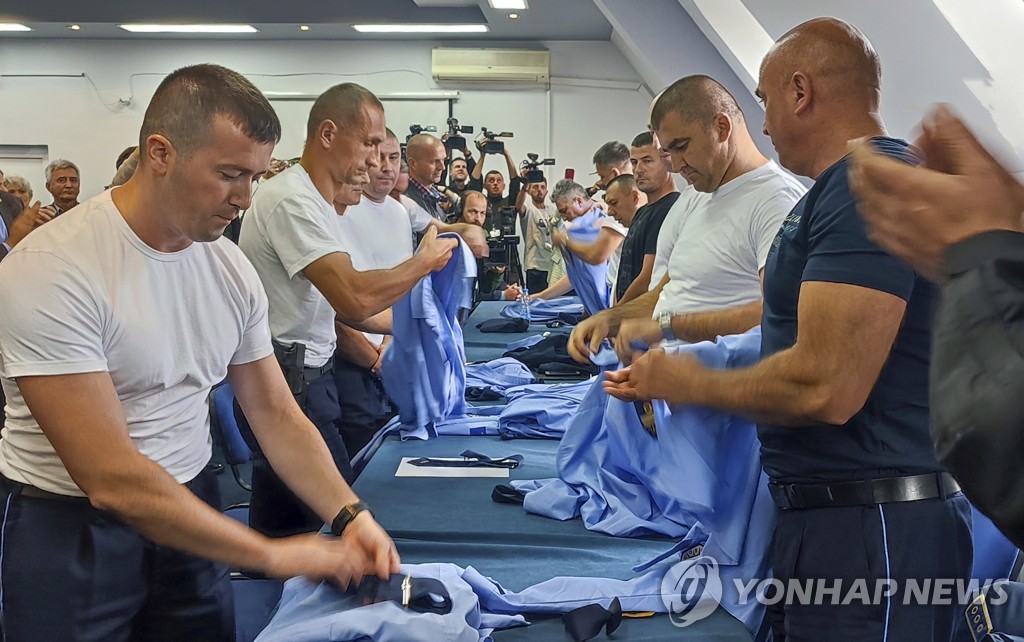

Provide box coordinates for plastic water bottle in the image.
[520,288,531,322]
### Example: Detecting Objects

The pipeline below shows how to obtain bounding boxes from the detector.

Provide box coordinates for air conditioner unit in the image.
[432,48,550,84]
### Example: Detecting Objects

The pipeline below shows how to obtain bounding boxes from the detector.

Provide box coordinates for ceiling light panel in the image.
[488,0,527,10]
[119,24,258,33]
[352,24,488,33]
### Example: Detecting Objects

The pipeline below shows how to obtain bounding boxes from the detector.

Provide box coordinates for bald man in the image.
[605,19,970,640]
[405,133,448,222]
[570,74,804,365]
[239,84,457,536]
[403,133,489,257]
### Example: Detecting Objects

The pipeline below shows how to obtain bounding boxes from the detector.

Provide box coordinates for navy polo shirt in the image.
[758,137,943,484]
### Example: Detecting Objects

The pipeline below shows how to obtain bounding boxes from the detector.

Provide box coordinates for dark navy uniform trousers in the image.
[768,494,973,641]
[0,468,233,641]
[238,371,355,538]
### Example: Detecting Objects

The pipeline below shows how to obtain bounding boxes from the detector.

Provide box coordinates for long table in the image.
[353,435,753,641]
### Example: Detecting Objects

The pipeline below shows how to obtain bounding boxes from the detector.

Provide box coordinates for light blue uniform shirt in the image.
[381,233,477,439]
[512,329,776,635]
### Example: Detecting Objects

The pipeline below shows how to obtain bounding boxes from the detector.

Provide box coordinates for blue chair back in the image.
[212,382,252,466]
[973,504,1022,583]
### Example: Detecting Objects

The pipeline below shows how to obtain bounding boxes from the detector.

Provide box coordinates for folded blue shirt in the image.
[499,297,585,322]
[257,561,699,642]
[465,358,537,396]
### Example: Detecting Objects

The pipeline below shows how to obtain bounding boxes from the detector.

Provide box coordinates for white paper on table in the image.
[395,457,510,478]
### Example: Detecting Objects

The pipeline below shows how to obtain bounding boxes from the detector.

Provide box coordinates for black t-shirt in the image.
[614,192,678,301]
[758,137,942,484]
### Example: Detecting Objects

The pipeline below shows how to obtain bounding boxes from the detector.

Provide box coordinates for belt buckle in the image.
[401,575,412,608]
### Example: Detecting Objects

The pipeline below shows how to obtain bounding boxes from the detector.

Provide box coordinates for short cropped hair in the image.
[630,131,655,148]
[306,83,383,140]
[650,74,744,131]
[592,141,630,167]
[45,159,79,183]
[550,179,587,203]
[605,174,637,194]
[140,64,281,160]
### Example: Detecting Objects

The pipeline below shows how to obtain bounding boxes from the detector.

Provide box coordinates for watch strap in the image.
[330,500,372,536]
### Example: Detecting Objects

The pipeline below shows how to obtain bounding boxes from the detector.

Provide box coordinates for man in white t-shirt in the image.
[332,128,411,454]
[0,64,399,641]
[239,84,457,536]
[514,174,559,293]
[569,74,806,364]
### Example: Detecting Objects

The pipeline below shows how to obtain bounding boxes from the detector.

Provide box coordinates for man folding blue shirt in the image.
[556,208,612,316]
[381,233,476,438]
[511,329,775,636]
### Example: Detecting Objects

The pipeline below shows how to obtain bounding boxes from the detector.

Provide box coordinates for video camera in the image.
[478,127,514,155]
[443,117,474,154]
[522,153,556,183]
[407,123,437,143]
[485,206,521,276]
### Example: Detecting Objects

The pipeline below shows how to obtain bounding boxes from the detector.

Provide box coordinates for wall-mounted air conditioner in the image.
[431,48,550,84]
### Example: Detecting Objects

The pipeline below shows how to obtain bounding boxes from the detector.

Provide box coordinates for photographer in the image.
[468,131,521,231]
[461,190,522,302]
[514,163,559,293]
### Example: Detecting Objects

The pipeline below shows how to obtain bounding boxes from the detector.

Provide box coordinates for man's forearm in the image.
[334,320,381,369]
[671,301,762,344]
[322,255,429,323]
[669,346,832,426]
[346,309,392,335]
[535,275,572,299]
[251,392,359,521]
[604,287,661,328]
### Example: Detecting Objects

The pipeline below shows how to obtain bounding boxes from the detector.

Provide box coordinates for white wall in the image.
[0,38,652,200]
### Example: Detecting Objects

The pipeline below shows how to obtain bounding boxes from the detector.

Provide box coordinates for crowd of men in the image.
[0,14,1022,642]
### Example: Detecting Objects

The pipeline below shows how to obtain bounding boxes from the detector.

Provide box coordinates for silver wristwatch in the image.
[659,312,676,343]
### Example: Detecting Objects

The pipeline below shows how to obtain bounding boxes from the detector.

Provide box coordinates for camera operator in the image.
[396,136,489,259]
[467,132,520,231]
[514,164,558,293]
[445,156,474,198]
[461,190,522,302]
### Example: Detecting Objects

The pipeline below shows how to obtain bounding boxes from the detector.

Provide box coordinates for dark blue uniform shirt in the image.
[758,137,943,484]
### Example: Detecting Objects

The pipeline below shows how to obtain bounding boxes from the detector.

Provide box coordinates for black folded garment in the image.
[477,317,530,333]
[356,574,452,615]
[503,334,598,376]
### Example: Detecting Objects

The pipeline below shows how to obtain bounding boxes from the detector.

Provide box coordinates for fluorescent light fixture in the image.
[119,24,258,34]
[0,23,32,32]
[352,24,488,33]
[488,0,527,9]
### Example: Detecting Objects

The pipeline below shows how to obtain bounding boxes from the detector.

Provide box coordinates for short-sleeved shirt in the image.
[337,196,415,346]
[521,199,558,273]
[0,190,272,496]
[653,161,804,317]
[651,187,705,289]
[615,192,678,301]
[239,164,355,368]
[758,137,942,483]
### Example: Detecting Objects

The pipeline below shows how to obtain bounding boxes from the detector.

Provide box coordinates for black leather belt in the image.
[769,472,961,510]
[302,357,335,383]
